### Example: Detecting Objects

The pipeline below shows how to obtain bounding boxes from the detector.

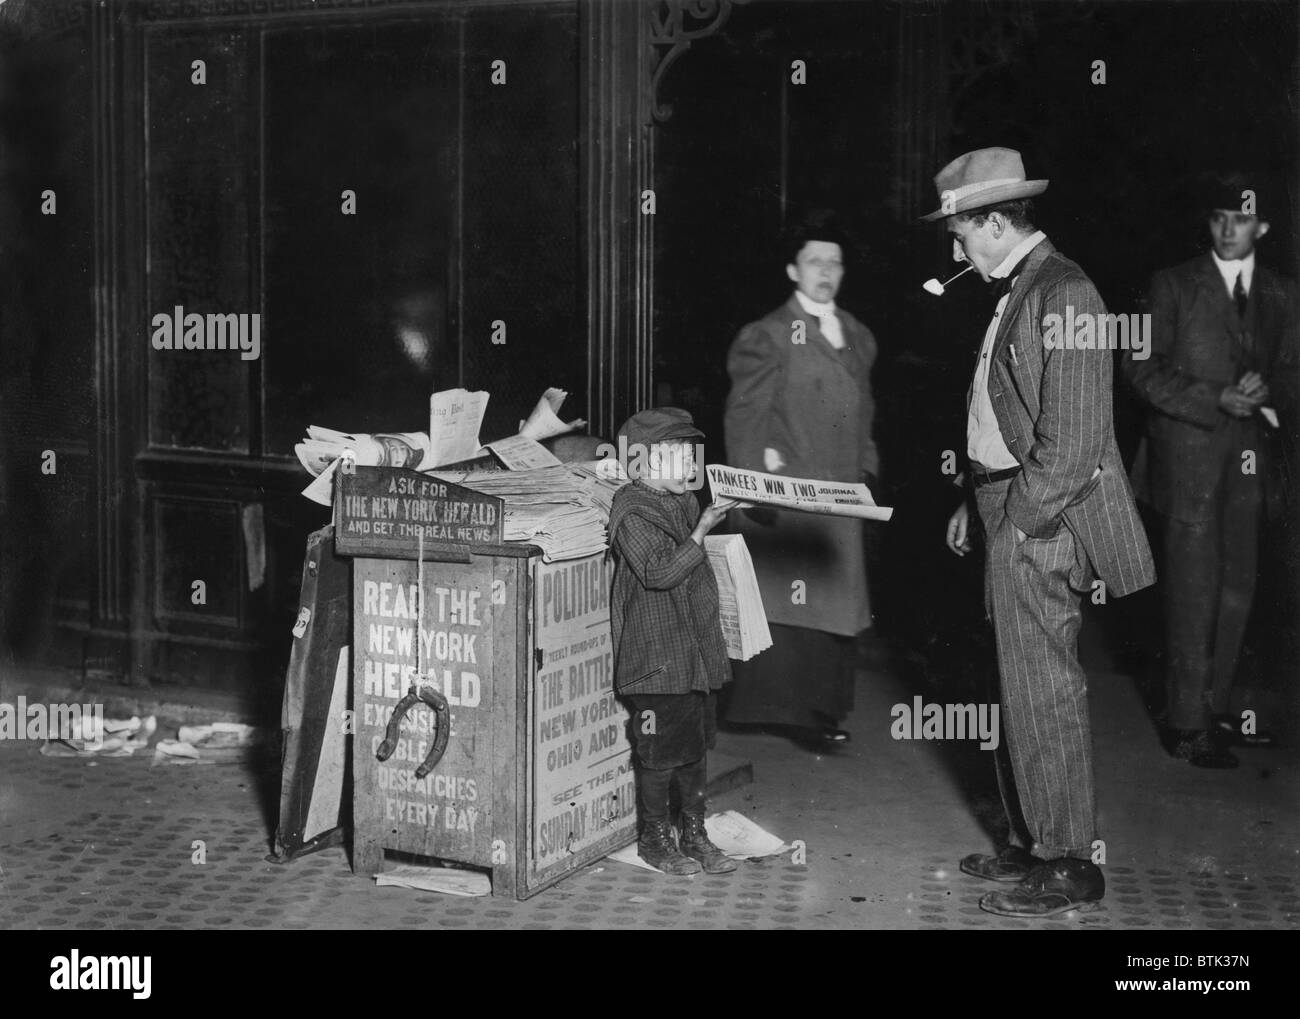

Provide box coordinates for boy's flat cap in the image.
[617,407,705,448]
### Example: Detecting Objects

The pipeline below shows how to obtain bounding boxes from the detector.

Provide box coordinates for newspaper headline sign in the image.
[530,554,635,875]
[334,466,503,558]
[352,556,495,864]
[706,463,893,521]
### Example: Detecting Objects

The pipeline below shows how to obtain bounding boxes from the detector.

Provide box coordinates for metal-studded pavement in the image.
[2,661,1297,930]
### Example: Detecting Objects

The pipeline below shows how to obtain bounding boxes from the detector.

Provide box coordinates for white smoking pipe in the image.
[922,264,975,296]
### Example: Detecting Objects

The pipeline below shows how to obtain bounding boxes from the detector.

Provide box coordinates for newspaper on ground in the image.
[151,739,207,766]
[374,862,492,896]
[39,715,158,758]
[704,534,772,661]
[706,463,893,521]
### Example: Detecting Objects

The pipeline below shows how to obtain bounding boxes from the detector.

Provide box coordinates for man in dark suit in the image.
[929,148,1156,917]
[1124,176,1297,767]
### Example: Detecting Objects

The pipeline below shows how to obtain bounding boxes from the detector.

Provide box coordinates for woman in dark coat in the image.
[723,213,879,748]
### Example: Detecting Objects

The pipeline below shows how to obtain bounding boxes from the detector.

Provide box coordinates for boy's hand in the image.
[691,499,736,544]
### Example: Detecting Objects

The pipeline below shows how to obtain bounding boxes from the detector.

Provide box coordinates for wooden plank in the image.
[524,552,637,895]
[487,555,521,898]
[334,466,504,559]
[351,555,496,872]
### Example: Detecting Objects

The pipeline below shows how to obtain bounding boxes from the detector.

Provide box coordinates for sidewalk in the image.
[2,643,1297,930]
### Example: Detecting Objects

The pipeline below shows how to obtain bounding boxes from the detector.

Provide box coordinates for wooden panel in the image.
[352,554,498,875]
[491,554,525,899]
[145,25,254,452]
[0,5,98,669]
[525,552,633,895]
[152,494,243,627]
[0,446,94,665]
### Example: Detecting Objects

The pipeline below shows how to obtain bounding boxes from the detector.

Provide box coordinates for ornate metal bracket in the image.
[647,0,751,123]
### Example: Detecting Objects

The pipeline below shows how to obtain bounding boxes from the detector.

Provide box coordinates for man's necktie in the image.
[1234,271,1248,318]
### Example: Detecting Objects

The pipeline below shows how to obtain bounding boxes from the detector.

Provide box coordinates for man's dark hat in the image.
[617,407,704,448]
[1202,172,1272,220]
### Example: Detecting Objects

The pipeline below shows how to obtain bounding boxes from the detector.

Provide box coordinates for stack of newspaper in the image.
[703,534,772,661]
[295,386,585,506]
[429,462,628,562]
[567,460,627,517]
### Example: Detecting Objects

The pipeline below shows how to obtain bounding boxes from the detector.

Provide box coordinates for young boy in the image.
[606,407,737,875]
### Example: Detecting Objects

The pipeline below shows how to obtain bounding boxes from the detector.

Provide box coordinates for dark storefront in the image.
[2,0,1298,739]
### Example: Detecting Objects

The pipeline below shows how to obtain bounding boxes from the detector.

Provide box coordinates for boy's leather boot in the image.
[680,811,737,873]
[638,819,702,875]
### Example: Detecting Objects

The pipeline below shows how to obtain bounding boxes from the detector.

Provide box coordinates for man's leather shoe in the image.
[979,858,1105,917]
[791,726,850,751]
[1211,713,1277,748]
[960,845,1039,883]
[1164,728,1239,768]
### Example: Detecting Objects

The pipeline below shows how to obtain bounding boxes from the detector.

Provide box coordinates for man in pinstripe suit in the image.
[925,148,1156,917]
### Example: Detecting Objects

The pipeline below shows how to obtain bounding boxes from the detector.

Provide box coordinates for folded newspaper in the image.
[704,534,771,660]
[706,464,893,521]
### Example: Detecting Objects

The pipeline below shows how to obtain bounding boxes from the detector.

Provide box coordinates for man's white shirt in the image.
[966,231,1046,470]
[1211,249,1254,299]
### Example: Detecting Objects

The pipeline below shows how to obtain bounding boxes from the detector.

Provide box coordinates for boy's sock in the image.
[675,758,737,874]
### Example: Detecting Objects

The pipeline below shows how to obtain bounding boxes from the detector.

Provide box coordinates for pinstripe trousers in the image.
[976,477,1098,861]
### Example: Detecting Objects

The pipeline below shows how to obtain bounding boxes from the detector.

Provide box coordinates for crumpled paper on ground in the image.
[177,722,261,748]
[152,723,265,765]
[374,863,491,896]
[40,715,157,758]
[151,738,207,766]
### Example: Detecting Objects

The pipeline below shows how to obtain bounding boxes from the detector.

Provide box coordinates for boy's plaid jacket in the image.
[606,483,731,696]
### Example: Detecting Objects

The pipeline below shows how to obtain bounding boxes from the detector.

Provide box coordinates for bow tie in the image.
[992,253,1033,302]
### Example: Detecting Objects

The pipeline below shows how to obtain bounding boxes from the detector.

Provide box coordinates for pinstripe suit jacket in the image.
[984,238,1156,597]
